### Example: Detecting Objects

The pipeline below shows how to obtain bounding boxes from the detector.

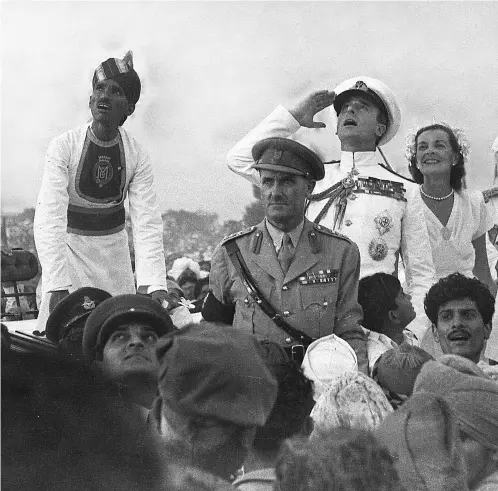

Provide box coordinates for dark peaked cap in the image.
[46,287,112,343]
[252,137,325,181]
[83,294,175,363]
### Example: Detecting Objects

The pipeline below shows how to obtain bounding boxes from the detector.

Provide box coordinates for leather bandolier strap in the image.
[223,240,315,347]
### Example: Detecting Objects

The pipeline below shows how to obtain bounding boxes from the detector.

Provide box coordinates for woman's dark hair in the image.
[408,124,466,191]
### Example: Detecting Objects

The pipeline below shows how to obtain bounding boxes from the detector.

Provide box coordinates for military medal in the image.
[368,237,388,261]
[374,211,393,236]
[441,227,451,240]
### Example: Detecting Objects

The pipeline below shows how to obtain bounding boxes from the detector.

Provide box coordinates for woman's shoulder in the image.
[456,187,484,202]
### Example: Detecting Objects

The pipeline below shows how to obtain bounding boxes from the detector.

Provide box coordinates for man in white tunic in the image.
[34,52,169,329]
[227,76,436,342]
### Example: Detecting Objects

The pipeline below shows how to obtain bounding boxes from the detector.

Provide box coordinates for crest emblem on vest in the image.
[82,296,96,310]
[352,80,369,92]
[93,156,114,187]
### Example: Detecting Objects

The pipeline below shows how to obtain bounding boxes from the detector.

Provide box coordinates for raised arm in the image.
[227,90,335,185]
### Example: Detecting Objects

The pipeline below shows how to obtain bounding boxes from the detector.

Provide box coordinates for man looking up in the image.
[34,51,172,330]
[83,294,176,414]
[206,137,367,371]
[227,76,435,343]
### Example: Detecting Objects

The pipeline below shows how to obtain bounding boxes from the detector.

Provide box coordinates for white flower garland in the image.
[404,123,470,165]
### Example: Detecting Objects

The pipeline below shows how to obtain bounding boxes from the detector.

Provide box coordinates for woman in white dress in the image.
[404,123,496,355]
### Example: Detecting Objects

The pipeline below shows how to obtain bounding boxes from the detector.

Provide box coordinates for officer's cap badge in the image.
[352,80,369,92]
[82,296,96,310]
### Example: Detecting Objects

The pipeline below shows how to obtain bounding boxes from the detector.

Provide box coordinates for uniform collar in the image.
[265,218,304,251]
[340,150,380,172]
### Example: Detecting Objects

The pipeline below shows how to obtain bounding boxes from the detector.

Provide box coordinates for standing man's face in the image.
[102,322,159,383]
[336,95,386,149]
[259,170,314,232]
[89,79,134,128]
[432,298,491,363]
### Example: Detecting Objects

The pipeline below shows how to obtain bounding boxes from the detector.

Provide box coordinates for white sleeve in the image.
[473,190,494,240]
[33,135,71,292]
[128,143,167,290]
[401,190,437,341]
[226,105,302,186]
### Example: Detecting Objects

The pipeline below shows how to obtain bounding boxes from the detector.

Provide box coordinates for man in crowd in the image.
[234,342,314,490]
[377,360,498,491]
[358,273,417,373]
[34,51,171,330]
[83,294,176,415]
[150,323,277,485]
[425,273,496,377]
[205,137,367,371]
[226,76,435,343]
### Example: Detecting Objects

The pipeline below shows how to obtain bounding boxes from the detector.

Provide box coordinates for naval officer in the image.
[226,76,436,343]
[205,137,367,372]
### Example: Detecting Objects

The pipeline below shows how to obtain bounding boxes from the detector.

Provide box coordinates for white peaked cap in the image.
[333,76,401,146]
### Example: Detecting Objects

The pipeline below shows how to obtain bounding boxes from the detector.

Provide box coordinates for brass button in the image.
[323,301,328,307]
[285,337,292,344]
[345,220,352,226]
[282,285,288,291]
[283,310,290,317]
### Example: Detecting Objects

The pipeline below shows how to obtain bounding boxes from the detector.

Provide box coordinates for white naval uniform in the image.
[34,123,167,329]
[227,105,436,341]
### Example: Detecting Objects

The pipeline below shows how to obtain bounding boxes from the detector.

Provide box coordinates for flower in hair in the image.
[404,123,471,165]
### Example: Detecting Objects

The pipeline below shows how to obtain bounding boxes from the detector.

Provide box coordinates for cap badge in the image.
[270,149,283,165]
[352,80,369,92]
[82,296,96,310]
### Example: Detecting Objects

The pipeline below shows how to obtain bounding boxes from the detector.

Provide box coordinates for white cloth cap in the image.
[333,76,401,146]
[301,334,358,401]
[168,257,201,281]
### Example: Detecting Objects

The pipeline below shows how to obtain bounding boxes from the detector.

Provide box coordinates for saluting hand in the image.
[289,90,336,128]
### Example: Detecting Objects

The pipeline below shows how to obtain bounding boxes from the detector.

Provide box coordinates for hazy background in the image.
[2,1,497,221]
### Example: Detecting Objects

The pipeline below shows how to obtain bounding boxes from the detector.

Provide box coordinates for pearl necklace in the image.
[420,186,454,201]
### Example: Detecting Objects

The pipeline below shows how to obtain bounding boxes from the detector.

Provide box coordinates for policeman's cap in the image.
[252,137,325,181]
[82,294,175,363]
[46,287,112,344]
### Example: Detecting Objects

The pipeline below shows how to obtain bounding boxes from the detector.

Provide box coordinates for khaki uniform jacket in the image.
[209,219,367,371]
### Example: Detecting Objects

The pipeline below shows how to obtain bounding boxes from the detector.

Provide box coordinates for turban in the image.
[414,360,498,451]
[154,323,277,427]
[310,371,392,435]
[92,51,141,105]
[376,393,469,491]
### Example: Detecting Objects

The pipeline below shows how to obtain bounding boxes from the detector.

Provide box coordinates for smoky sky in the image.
[2,1,497,220]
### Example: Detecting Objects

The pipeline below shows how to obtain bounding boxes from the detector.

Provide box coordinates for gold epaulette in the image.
[221,226,257,244]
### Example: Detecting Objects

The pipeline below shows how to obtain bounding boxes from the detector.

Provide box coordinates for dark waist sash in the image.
[67,203,125,236]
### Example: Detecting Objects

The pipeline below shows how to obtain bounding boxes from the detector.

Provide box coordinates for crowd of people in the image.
[2,51,498,490]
